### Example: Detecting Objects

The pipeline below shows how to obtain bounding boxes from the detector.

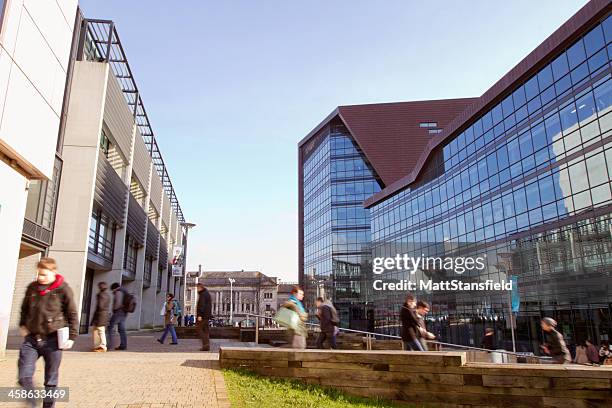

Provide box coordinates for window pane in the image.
[552,52,570,80]
[567,39,587,69]
[594,80,612,113]
[583,25,605,56]
[576,91,597,124]
[569,161,589,192]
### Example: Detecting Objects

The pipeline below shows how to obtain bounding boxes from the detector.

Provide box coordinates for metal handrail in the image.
[244,312,563,362]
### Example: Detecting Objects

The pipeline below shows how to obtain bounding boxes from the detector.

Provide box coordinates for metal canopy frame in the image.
[77,18,185,223]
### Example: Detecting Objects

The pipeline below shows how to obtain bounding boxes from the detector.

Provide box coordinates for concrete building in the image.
[198,271,279,325]
[0,0,79,355]
[5,15,189,341]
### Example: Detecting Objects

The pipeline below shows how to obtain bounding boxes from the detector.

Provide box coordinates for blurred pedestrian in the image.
[574,340,589,364]
[196,283,212,351]
[400,294,423,351]
[540,318,571,364]
[415,300,435,350]
[315,297,338,349]
[282,286,308,349]
[585,339,599,365]
[157,294,179,345]
[90,281,110,352]
[481,328,496,350]
[599,341,611,365]
[107,283,128,350]
[18,257,78,408]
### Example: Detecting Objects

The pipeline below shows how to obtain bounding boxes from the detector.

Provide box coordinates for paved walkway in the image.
[0,333,230,408]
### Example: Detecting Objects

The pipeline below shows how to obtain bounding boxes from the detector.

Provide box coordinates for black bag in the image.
[122,290,137,313]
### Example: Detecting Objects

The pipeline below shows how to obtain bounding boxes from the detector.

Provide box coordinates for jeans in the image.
[316,331,337,349]
[159,324,178,344]
[18,335,62,408]
[403,339,425,351]
[108,311,127,349]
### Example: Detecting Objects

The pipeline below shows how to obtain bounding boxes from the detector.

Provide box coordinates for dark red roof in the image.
[364,0,611,208]
[338,99,477,186]
[299,98,477,186]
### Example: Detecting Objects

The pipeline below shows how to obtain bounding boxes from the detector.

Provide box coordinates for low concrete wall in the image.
[219,347,612,407]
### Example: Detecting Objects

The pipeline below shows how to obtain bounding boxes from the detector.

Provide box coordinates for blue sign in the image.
[510,275,520,312]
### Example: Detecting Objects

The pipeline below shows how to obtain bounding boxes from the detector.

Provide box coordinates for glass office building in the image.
[299,99,476,329]
[366,12,612,351]
[302,121,381,329]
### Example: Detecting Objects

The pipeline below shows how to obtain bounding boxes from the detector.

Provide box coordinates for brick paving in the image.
[0,333,230,408]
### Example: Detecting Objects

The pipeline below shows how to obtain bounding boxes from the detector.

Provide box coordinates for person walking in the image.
[184,314,189,327]
[177,311,183,327]
[315,297,338,349]
[400,294,424,351]
[481,328,496,350]
[18,257,78,408]
[599,341,611,365]
[282,286,308,349]
[585,339,599,365]
[540,317,571,364]
[415,300,435,350]
[574,340,590,364]
[107,283,128,350]
[157,294,179,345]
[90,281,110,352]
[196,283,212,351]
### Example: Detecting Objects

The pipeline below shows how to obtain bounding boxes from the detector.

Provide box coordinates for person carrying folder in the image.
[18,257,78,408]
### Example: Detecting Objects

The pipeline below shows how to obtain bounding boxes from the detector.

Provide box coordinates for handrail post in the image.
[255,315,259,345]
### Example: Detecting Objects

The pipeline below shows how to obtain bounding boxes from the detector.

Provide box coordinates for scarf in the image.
[288,294,305,314]
[38,274,64,296]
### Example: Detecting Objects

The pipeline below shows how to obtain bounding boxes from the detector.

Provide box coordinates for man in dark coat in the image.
[90,281,110,352]
[19,257,78,408]
[315,297,338,349]
[400,294,424,351]
[196,283,212,351]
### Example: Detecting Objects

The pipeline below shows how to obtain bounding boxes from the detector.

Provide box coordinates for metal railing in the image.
[244,313,565,364]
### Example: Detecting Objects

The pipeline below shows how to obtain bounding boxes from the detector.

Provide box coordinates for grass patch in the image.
[222,368,402,408]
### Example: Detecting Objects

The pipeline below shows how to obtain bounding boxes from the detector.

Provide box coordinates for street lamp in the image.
[228,277,236,326]
[180,222,196,315]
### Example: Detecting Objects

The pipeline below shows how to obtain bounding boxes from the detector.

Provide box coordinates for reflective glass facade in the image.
[369,15,612,352]
[303,124,381,328]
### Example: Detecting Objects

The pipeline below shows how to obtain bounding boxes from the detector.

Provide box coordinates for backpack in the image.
[172,300,182,316]
[122,290,137,313]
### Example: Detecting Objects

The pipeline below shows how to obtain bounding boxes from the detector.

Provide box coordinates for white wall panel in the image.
[54,0,78,28]
[0,64,59,178]
[0,0,24,57]
[0,49,11,125]
[23,0,73,70]
[12,11,62,114]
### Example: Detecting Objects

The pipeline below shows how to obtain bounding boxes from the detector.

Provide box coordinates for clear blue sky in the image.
[80,0,588,282]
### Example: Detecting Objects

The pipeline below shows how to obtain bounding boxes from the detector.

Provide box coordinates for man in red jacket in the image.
[18,257,78,408]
